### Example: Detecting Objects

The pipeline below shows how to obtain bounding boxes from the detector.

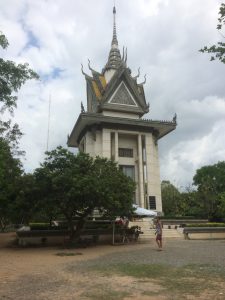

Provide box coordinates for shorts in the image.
[156,234,162,241]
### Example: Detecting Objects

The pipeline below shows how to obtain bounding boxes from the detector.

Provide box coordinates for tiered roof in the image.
[67,5,177,147]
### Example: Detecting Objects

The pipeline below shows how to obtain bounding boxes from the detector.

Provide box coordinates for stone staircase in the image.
[129,218,183,242]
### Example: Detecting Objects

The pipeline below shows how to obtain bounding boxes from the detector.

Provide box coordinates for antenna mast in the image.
[46,93,51,152]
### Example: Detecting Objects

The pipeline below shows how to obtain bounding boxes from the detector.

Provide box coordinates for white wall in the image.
[82,128,162,211]
[102,111,139,119]
[145,133,162,212]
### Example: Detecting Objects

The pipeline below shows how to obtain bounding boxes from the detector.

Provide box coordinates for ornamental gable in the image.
[108,82,137,107]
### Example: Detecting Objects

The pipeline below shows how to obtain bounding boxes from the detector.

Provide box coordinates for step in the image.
[129,220,183,240]
[139,229,183,240]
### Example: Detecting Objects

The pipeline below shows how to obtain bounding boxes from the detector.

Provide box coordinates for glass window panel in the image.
[120,165,135,181]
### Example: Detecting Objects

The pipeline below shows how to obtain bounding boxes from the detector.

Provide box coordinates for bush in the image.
[186,223,225,227]
[29,223,50,230]
[29,223,67,230]
[161,216,196,220]
[208,217,225,222]
[29,220,113,231]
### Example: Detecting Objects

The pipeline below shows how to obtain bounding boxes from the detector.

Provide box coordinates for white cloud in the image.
[138,0,169,17]
[160,96,225,187]
[1,0,224,188]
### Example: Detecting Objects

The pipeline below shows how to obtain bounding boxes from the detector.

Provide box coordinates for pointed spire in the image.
[104,5,122,71]
[112,5,118,46]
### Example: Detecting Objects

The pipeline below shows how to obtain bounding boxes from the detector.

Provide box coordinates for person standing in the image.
[155,217,163,251]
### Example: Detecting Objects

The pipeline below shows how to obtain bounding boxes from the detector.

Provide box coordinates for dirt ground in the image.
[0,232,225,300]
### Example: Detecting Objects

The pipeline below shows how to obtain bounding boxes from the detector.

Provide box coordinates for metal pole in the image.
[112,220,115,245]
[46,93,51,152]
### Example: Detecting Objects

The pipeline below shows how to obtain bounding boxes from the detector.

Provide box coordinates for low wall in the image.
[187,232,225,239]
[183,227,225,240]
[16,229,132,246]
[162,219,208,225]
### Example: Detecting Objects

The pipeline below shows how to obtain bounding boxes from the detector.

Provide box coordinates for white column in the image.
[102,129,111,159]
[145,133,162,212]
[138,134,145,208]
[115,131,118,162]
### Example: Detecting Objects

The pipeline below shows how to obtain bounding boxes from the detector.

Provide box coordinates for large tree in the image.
[200,3,225,64]
[0,32,39,113]
[0,32,39,155]
[0,32,39,229]
[0,138,22,230]
[193,161,225,219]
[11,174,41,225]
[161,181,183,216]
[35,147,135,240]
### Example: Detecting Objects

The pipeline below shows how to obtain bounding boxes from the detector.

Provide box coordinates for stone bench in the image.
[183,227,225,240]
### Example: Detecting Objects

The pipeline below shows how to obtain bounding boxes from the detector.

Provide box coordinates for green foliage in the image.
[0,32,9,49]
[162,161,225,219]
[0,32,39,230]
[0,138,22,230]
[179,189,207,218]
[0,121,24,157]
[0,32,39,113]
[34,147,135,239]
[193,161,225,218]
[186,223,225,227]
[11,174,43,224]
[160,216,196,220]
[29,223,50,229]
[0,32,39,156]
[161,181,184,216]
[200,3,225,63]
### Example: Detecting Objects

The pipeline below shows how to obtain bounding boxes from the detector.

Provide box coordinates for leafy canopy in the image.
[0,32,39,155]
[200,3,225,63]
[35,147,136,238]
[0,138,22,230]
[161,181,183,217]
[0,32,39,113]
[0,32,39,230]
[193,161,225,219]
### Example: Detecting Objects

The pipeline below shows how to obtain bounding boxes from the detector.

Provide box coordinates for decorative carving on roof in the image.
[173,113,177,123]
[110,82,137,106]
[139,74,147,85]
[68,5,177,148]
[81,6,150,116]
[81,102,85,113]
[81,64,92,79]
[133,67,140,80]
[68,113,177,147]
[88,59,96,73]
[142,115,177,124]
[124,47,127,64]
[121,46,125,61]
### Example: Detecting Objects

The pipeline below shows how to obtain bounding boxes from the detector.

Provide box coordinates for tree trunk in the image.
[72,217,86,240]
[67,209,93,243]
[0,216,6,232]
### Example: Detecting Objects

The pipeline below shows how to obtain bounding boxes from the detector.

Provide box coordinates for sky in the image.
[1,0,225,189]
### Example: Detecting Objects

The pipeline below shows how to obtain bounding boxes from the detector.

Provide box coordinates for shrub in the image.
[186,223,225,227]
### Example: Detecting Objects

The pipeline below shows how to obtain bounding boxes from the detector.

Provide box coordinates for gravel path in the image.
[70,239,225,270]
[0,237,225,300]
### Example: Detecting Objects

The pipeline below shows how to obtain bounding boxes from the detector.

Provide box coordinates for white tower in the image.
[68,6,177,213]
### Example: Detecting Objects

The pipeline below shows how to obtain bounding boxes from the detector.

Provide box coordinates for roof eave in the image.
[68,113,177,148]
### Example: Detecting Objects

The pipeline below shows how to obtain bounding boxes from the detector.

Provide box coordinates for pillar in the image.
[138,134,145,208]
